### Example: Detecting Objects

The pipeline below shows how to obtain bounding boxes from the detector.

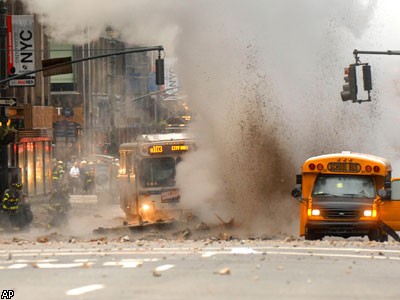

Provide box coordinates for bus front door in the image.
[379,179,400,231]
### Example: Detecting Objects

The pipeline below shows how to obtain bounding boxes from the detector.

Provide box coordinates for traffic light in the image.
[155,58,164,85]
[341,65,357,101]
[362,64,372,91]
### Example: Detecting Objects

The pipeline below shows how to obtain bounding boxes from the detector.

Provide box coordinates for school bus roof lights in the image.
[364,165,380,173]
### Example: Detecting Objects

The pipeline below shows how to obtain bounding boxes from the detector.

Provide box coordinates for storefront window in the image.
[8,144,17,167]
[27,142,34,195]
[18,144,25,188]
[35,142,44,194]
[44,142,52,193]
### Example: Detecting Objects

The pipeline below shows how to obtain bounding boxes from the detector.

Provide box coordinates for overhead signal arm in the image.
[0,46,165,86]
[342,49,400,104]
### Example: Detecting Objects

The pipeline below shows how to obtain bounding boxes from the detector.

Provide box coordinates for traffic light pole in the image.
[0,46,165,85]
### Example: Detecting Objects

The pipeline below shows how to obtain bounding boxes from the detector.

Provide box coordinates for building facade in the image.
[1,0,162,197]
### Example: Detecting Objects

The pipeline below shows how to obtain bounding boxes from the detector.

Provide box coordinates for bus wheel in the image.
[305,229,321,241]
[380,232,389,242]
[368,229,385,242]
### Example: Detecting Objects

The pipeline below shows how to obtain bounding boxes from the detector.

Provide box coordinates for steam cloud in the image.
[22,0,400,236]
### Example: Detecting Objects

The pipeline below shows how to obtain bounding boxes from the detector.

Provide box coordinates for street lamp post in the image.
[105,26,119,154]
[0,0,8,197]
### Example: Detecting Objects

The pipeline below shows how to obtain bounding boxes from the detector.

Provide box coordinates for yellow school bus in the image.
[118,133,195,223]
[292,151,400,241]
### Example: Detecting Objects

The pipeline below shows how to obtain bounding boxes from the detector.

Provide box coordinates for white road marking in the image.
[8,263,27,269]
[155,264,175,272]
[121,258,158,262]
[66,284,104,296]
[35,262,94,269]
[73,258,97,263]
[231,247,259,254]
[103,261,143,268]
[0,259,58,264]
[202,252,218,258]
[0,245,400,264]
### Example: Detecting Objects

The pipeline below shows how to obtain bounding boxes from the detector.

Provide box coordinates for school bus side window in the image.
[391,180,400,199]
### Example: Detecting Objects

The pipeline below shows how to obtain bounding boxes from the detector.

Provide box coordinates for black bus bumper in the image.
[306,220,378,237]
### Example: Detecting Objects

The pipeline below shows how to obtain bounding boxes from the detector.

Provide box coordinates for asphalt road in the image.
[1,240,400,300]
[0,195,399,300]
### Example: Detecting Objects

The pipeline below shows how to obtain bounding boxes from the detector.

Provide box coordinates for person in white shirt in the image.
[69,162,80,194]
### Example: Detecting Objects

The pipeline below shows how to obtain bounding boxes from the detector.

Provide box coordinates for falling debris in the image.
[173,228,192,240]
[218,232,232,241]
[81,262,92,269]
[215,214,236,229]
[214,267,231,275]
[153,270,162,277]
[36,236,49,243]
[196,222,210,231]
[120,235,130,242]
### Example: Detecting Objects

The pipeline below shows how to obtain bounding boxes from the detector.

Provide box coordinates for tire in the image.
[368,228,382,242]
[380,232,389,242]
[305,228,321,241]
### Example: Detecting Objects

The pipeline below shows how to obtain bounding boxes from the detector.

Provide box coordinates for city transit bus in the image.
[117,133,195,223]
[291,151,400,241]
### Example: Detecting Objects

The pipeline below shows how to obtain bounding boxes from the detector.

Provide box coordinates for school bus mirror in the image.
[291,187,302,200]
[384,179,391,189]
[378,189,391,200]
[295,174,302,185]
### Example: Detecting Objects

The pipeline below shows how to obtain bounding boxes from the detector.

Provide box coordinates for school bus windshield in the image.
[312,175,376,199]
[139,157,176,188]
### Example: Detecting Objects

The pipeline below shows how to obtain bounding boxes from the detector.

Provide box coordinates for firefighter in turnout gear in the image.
[0,183,33,230]
[84,161,96,194]
[47,184,71,228]
[52,160,65,188]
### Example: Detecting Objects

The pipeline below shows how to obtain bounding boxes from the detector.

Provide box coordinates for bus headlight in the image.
[363,209,377,218]
[308,209,320,216]
[142,204,151,212]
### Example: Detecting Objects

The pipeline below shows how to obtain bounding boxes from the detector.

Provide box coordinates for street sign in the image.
[9,78,35,87]
[0,97,16,106]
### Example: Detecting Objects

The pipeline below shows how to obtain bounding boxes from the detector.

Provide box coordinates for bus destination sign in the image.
[149,144,190,155]
[327,162,361,173]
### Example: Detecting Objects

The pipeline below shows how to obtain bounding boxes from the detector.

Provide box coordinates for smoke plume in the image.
[23,0,400,236]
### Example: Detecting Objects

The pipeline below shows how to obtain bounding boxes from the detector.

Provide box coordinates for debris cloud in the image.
[22,0,400,236]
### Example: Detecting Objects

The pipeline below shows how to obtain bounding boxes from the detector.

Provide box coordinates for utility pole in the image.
[0,0,8,197]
